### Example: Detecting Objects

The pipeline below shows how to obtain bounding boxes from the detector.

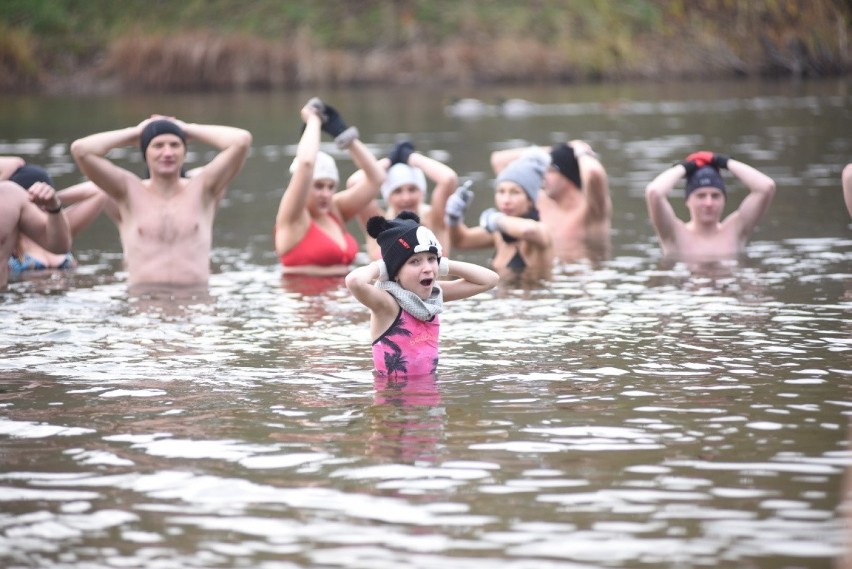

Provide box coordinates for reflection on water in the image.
[1,82,851,568]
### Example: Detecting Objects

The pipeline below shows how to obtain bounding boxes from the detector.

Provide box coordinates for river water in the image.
[0,79,850,568]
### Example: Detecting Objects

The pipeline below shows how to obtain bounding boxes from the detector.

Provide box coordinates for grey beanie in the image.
[495,148,548,202]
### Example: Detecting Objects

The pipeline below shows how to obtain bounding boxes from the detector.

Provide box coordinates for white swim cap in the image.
[381,163,427,202]
[289,151,339,184]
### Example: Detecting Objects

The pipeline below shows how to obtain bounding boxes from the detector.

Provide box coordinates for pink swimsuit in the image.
[372,308,439,376]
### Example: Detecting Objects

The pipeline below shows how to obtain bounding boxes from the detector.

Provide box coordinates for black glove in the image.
[321,103,359,149]
[678,160,698,177]
[321,103,348,138]
[711,154,730,169]
[388,141,415,165]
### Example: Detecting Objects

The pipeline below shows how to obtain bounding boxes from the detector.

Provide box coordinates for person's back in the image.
[0,181,71,288]
[5,163,110,273]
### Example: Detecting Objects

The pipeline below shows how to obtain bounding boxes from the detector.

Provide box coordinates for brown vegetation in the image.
[1,1,850,95]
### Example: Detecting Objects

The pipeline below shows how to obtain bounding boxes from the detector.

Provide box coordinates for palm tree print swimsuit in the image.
[372,307,440,377]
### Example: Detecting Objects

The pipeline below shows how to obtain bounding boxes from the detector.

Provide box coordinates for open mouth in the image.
[420,278,433,288]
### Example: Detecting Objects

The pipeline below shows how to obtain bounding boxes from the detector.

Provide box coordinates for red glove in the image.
[685,151,714,169]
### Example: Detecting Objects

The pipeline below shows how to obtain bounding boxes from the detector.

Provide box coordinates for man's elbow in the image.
[237,130,253,150]
[756,178,776,200]
[644,183,664,201]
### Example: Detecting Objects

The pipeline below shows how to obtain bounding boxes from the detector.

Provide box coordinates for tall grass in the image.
[0,0,848,93]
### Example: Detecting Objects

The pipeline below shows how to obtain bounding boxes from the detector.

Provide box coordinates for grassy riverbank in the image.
[1,0,850,94]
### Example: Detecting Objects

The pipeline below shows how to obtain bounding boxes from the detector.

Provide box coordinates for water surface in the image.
[0,79,850,568]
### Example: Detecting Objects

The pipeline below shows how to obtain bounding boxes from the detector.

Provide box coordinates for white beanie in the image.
[289,150,339,184]
[381,163,427,202]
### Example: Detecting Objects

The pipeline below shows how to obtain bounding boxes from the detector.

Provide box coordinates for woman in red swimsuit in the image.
[274,98,384,276]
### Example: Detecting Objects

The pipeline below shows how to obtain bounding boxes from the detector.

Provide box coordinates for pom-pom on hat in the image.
[366,211,442,280]
[381,163,427,202]
[10,164,53,190]
[140,119,186,157]
[549,143,582,189]
[495,149,547,202]
[289,151,339,184]
[685,166,726,199]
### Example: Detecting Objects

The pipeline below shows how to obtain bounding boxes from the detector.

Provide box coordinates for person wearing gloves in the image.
[345,211,498,377]
[355,140,459,260]
[70,115,252,292]
[490,139,611,261]
[275,98,384,276]
[645,151,776,260]
[444,149,554,280]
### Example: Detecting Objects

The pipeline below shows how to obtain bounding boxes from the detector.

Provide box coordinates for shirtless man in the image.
[645,151,776,260]
[0,180,71,289]
[491,140,611,261]
[70,116,252,291]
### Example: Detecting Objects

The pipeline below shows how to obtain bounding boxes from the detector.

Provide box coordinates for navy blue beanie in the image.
[685,166,726,199]
[10,164,53,190]
[140,120,186,157]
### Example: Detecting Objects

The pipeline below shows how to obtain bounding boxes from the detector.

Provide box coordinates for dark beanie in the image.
[685,166,726,199]
[10,164,53,190]
[366,211,442,280]
[549,143,582,189]
[140,119,186,157]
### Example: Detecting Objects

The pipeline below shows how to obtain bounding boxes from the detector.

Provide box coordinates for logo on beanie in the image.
[398,238,411,249]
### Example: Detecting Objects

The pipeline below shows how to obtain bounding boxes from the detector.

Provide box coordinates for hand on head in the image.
[301,99,324,123]
[686,151,714,169]
[682,151,730,175]
[388,140,415,165]
[27,181,61,211]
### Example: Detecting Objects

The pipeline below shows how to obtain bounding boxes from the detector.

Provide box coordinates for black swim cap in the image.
[140,119,186,157]
[10,164,53,190]
[549,143,582,189]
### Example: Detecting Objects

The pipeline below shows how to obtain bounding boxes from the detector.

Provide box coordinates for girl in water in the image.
[345,212,498,377]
